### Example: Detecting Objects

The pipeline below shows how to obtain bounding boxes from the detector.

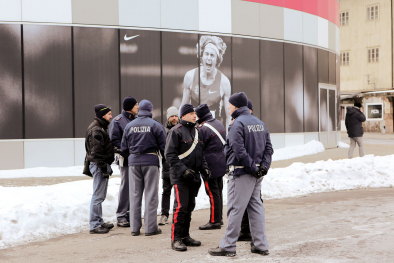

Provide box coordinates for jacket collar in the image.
[122,110,135,121]
[94,117,110,130]
[197,113,213,124]
[231,106,250,119]
[138,110,153,118]
[180,119,196,128]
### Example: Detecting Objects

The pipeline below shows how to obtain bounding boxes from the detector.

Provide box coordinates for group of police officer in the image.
[84,92,273,257]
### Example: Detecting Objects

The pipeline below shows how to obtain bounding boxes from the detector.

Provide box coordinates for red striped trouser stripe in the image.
[171,184,181,241]
[205,181,215,223]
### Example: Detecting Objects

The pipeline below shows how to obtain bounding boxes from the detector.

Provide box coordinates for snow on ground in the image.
[0,141,325,179]
[1,154,393,249]
[338,141,350,148]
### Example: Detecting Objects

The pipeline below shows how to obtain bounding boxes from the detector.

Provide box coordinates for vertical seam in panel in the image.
[303,46,305,133]
[72,27,75,138]
[231,37,233,93]
[259,40,262,120]
[21,24,25,139]
[160,31,163,124]
[283,43,285,133]
[118,29,121,113]
[198,34,200,104]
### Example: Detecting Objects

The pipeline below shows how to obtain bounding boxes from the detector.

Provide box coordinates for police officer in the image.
[159,106,179,226]
[109,97,138,227]
[84,104,115,234]
[208,92,273,257]
[195,104,226,230]
[121,100,166,236]
[165,104,211,252]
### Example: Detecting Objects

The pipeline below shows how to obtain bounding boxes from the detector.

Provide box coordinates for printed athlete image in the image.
[181,36,231,130]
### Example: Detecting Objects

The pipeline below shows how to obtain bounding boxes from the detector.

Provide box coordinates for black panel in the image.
[232,37,260,120]
[120,29,161,122]
[23,25,73,139]
[320,89,328,132]
[198,35,232,129]
[318,49,329,84]
[162,32,199,120]
[284,43,303,133]
[74,27,120,137]
[328,51,336,85]
[303,46,318,132]
[336,55,341,131]
[0,24,23,139]
[329,89,336,131]
[260,40,284,133]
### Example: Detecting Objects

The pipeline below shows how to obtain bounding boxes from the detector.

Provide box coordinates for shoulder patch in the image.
[115,116,122,121]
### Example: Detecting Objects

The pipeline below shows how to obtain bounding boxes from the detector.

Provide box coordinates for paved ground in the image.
[1,188,393,263]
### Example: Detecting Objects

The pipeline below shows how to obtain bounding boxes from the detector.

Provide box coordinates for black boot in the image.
[89,227,109,234]
[172,239,187,251]
[182,236,201,246]
[237,232,252,241]
[117,221,130,227]
[208,247,236,257]
[199,222,221,230]
[251,242,269,255]
[101,222,114,230]
[145,228,162,236]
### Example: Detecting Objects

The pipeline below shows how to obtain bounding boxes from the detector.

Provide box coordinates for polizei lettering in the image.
[129,126,151,134]
[247,125,264,132]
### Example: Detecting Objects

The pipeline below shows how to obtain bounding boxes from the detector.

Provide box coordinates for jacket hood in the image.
[138,110,153,118]
[346,106,360,116]
[231,106,250,119]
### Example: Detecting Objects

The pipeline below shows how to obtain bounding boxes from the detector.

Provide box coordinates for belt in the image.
[228,164,260,173]
[133,152,162,169]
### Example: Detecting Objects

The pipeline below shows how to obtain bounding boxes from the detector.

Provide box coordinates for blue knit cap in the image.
[229,92,248,108]
[247,99,253,111]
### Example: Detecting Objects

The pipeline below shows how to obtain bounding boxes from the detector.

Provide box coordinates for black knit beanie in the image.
[123,97,137,111]
[180,104,195,117]
[196,104,210,118]
[229,92,248,108]
[95,104,111,118]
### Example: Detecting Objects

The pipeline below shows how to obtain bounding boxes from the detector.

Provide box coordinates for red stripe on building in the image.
[171,184,181,241]
[243,0,339,27]
[205,181,215,223]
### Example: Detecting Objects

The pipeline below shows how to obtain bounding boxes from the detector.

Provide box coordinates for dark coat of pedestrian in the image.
[345,102,366,158]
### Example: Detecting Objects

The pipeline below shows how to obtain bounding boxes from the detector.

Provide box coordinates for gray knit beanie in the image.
[166,106,179,120]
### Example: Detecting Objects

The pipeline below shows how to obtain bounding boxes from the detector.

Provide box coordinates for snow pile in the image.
[0,165,120,179]
[1,154,393,249]
[337,141,350,148]
[272,140,325,161]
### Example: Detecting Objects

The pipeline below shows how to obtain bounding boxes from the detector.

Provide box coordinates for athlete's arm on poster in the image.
[181,69,195,107]
[221,74,231,132]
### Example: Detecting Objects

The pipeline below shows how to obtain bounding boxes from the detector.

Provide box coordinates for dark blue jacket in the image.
[121,110,166,167]
[109,110,135,166]
[225,106,273,176]
[197,113,226,179]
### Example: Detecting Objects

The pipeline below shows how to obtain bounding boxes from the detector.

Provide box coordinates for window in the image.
[340,11,349,26]
[366,103,383,120]
[340,52,350,66]
[368,48,379,63]
[367,5,379,21]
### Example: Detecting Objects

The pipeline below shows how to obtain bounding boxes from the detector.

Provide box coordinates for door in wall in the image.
[319,84,337,148]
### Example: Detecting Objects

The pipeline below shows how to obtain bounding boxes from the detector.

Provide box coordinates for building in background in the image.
[0,0,340,170]
[339,0,394,133]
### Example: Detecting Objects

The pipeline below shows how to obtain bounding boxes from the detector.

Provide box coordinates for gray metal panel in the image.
[318,49,329,83]
[304,133,319,144]
[0,24,23,139]
[232,37,260,119]
[304,46,319,132]
[329,89,336,131]
[302,12,318,46]
[320,88,328,131]
[74,139,85,166]
[160,0,199,31]
[329,51,336,85]
[73,27,120,137]
[119,0,161,28]
[259,4,284,40]
[120,29,162,122]
[0,141,24,170]
[72,0,119,26]
[328,21,336,52]
[23,24,73,139]
[24,140,74,168]
[260,40,284,133]
[232,0,259,36]
[284,43,303,133]
[283,8,303,43]
[270,133,285,150]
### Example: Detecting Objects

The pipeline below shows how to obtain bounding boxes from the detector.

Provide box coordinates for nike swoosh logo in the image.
[124,34,139,41]
[208,90,217,94]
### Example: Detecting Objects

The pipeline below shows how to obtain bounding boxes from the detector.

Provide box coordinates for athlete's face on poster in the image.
[202,47,218,73]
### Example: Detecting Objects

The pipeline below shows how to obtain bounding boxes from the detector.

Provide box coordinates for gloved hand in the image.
[114,146,122,154]
[259,166,268,177]
[201,168,211,180]
[182,169,196,181]
[102,173,110,179]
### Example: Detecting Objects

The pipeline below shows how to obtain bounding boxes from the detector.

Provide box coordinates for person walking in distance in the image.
[195,104,226,230]
[109,97,138,227]
[165,104,211,251]
[208,92,273,257]
[84,104,115,234]
[159,106,179,226]
[345,102,366,159]
[121,100,166,236]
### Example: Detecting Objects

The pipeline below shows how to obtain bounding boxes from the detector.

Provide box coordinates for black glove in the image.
[259,166,268,177]
[102,173,110,179]
[114,146,122,154]
[201,168,211,180]
[182,169,196,181]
